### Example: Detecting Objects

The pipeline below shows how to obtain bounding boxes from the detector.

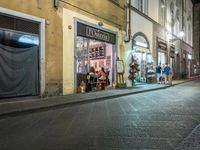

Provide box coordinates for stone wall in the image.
[193,3,200,63]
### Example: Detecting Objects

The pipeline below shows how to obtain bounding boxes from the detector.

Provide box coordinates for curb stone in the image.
[0,79,195,119]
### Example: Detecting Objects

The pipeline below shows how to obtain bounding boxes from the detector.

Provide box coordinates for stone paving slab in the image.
[0,79,200,150]
[0,79,194,118]
[175,124,200,150]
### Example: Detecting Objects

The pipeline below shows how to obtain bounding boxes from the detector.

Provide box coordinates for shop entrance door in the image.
[75,36,114,92]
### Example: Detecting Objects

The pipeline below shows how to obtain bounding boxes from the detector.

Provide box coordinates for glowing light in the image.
[179,31,185,38]
[161,4,165,8]
[18,35,39,45]
[135,41,148,48]
[188,54,192,60]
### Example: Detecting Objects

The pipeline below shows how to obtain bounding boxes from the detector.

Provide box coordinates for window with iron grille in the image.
[0,13,39,35]
[111,0,119,5]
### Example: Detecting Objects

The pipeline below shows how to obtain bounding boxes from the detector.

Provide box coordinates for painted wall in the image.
[131,11,153,51]
[61,0,125,30]
[62,8,123,95]
[148,0,159,22]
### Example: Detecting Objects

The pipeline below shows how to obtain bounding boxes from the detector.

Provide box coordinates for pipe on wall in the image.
[124,0,131,43]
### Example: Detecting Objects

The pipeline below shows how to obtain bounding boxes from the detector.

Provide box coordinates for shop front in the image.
[157,38,168,66]
[75,21,117,93]
[132,33,154,83]
[62,8,124,95]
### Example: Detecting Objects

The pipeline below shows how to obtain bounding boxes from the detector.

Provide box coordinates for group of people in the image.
[156,64,173,85]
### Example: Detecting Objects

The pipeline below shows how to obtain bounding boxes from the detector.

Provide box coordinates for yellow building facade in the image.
[0,0,126,97]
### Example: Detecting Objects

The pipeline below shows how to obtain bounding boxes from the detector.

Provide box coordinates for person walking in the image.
[163,64,171,84]
[168,65,173,86]
[156,64,162,83]
[160,64,165,84]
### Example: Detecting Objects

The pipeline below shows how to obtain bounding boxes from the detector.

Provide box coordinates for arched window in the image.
[132,32,149,49]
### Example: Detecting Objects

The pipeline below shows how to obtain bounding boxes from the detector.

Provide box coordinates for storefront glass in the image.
[132,48,154,83]
[75,21,117,93]
[158,52,167,65]
[76,36,114,92]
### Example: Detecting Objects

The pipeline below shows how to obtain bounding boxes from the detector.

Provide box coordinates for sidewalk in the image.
[0,79,194,118]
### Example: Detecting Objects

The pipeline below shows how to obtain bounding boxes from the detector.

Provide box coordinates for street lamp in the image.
[179,31,185,38]
[167,31,185,43]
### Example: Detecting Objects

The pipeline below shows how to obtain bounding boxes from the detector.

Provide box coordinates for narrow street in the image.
[0,79,200,150]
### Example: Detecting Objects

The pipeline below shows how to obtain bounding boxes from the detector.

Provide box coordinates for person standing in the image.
[156,64,162,83]
[168,65,173,85]
[164,64,171,84]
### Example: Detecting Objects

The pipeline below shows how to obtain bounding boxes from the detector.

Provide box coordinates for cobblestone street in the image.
[0,79,200,150]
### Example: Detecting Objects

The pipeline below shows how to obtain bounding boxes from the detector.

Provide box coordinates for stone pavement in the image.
[0,79,194,118]
[176,124,200,150]
[0,79,200,150]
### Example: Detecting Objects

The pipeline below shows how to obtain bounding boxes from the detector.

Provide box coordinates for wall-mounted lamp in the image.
[167,31,185,42]
[188,54,192,60]
[179,31,185,38]
[98,21,104,26]
[161,4,165,8]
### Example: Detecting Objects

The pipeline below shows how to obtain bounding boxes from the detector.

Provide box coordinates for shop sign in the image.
[86,27,109,42]
[77,22,116,44]
[157,40,167,51]
[170,46,175,53]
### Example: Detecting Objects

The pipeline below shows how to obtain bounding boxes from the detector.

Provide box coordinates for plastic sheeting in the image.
[0,44,39,98]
